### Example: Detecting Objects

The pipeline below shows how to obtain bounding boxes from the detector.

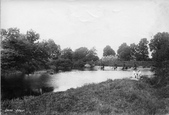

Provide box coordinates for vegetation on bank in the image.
[1,78,169,115]
[1,28,168,76]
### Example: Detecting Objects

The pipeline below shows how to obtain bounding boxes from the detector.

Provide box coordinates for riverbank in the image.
[1,78,169,115]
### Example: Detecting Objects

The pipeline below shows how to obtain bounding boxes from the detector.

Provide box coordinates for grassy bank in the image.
[1,78,169,115]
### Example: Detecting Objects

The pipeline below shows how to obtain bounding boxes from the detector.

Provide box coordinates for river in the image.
[48,66,154,92]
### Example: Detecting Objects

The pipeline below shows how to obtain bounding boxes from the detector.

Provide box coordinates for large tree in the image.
[149,32,169,87]
[60,48,73,61]
[85,47,99,62]
[149,32,169,62]
[136,38,149,61]
[117,43,131,61]
[103,45,116,56]
[73,47,99,68]
[41,39,61,60]
[130,43,138,60]
[73,47,89,61]
[1,28,49,74]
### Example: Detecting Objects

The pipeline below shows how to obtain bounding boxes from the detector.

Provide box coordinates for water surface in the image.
[49,66,154,92]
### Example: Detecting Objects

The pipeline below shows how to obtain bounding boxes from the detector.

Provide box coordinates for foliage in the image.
[149,32,169,87]
[52,58,73,71]
[41,39,61,60]
[149,32,169,62]
[85,47,99,62]
[73,60,86,69]
[117,43,131,61]
[73,47,88,61]
[1,28,49,74]
[103,45,116,56]
[136,38,149,61]
[101,55,118,66]
[130,43,138,60]
[73,47,99,68]
[61,48,73,61]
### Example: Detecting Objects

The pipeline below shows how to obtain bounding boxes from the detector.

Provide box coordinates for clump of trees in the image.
[117,43,131,61]
[116,38,149,61]
[102,38,149,61]
[73,47,99,68]
[1,28,99,75]
[103,45,116,56]
[1,28,51,75]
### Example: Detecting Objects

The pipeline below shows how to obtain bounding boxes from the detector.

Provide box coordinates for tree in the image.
[130,43,138,60]
[103,45,116,56]
[85,47,99,62]
[149,32,169,62]
[72,47,99,68]
[117,43,131,61]
[72,47,88,68]
[26,29,39,43]
[136,38,149,61]
[60,48,73,61]
[1,28,27,72]
[41,39,61,60]
[1,28,49,74]
[52,58,73,71]
[73,47,89,61]
[149,32,169,87]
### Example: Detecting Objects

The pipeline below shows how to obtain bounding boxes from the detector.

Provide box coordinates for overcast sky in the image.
[1,0,169,57]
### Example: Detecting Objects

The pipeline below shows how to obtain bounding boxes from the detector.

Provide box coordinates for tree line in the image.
[1,28,169,73]
[103,38,149,61]
[103,33,169,63]
[1,28,169,87]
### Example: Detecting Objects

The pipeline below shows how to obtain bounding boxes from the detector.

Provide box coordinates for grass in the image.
[1,78,169,115]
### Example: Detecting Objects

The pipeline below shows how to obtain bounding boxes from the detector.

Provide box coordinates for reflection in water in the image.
[2,72,54,100]
[49,67,154,92]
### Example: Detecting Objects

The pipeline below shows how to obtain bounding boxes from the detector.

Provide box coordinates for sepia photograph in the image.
[1,0,169,114]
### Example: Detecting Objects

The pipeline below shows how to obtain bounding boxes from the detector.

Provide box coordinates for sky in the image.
[1,0,169,58]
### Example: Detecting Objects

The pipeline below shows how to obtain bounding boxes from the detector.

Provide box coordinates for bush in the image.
[73,60,85,69]
[53,58,73,71]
